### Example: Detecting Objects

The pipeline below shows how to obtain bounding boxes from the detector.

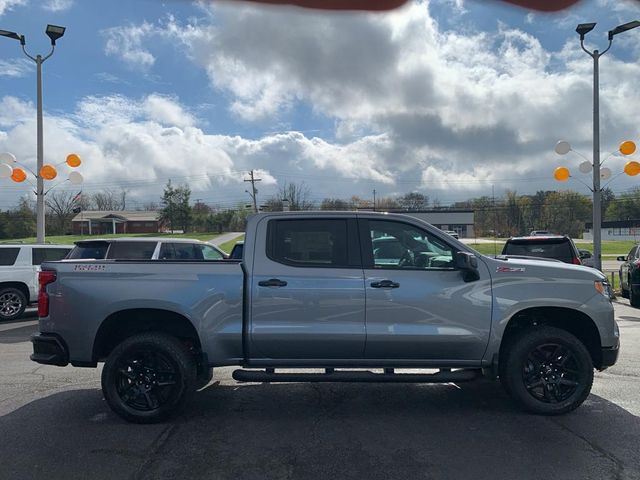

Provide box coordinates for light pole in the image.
[1,24,66,243]
[568,20,640,271]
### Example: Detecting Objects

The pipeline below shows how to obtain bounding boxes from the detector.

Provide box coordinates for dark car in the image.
[229,241,244,259]
[501,235,582,265]
[617,245,640,307]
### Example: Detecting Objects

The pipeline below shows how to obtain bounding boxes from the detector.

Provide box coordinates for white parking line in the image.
[0,319,38,332]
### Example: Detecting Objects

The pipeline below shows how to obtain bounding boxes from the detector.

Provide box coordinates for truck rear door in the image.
[249,217,365,360]
[359,217,492,362]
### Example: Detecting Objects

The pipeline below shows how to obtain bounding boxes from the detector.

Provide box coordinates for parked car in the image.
[229,241,244,259]
[617,245,640,306]
[67,237,227,261]
[32,212,617,423]
[530,230,552,236]
[578,249,595,268]
[501,235,582,265]
[443,230,459,239]
[0,243,72,321]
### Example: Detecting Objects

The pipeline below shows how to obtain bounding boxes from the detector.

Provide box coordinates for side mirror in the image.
[617,256,626,262]
[455,251,479,282]
[579,250,592,259]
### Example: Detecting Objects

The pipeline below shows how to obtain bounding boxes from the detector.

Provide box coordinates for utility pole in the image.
[244,170,261,213]
[373,189,377,212]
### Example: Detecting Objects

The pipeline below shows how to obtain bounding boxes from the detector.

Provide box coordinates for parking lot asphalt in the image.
[1,304,639,480]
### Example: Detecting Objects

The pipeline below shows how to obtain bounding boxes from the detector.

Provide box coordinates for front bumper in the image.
[600,343,619,370]
[31,333,69,366]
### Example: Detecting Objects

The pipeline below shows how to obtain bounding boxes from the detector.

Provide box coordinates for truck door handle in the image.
[258,278,288,288]
[370,280,400,289]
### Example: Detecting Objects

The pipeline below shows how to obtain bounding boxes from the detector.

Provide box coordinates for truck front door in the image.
[360,218,492,362]
[250,217,365,360]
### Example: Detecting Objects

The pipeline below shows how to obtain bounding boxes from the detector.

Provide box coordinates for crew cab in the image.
[31,212,618,423]
[0,243,72,321]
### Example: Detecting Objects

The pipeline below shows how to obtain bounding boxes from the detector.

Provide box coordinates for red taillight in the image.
[572,257,582,265]
[38,270,57,318]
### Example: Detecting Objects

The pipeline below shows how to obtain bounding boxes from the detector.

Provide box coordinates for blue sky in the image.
[1,0,639,210]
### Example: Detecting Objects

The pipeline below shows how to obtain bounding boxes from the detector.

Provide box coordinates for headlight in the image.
[595,280,612,299]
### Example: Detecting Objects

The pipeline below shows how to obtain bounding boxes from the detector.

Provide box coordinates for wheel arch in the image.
[92,308,202,363]
[499,306,603,369]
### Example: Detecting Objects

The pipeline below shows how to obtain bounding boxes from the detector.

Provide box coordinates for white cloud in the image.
[0,58,33,78]
[42,0,73,12]
[103,23,157,69]
[0,0,26,16]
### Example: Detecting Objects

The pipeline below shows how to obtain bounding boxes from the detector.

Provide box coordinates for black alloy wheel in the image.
[522,343,582,404]
[101,333,196,423]
[115,349,180,412]
[501,326,593,415]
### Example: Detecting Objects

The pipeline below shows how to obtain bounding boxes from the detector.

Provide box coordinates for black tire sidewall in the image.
[101,333,196,423]
[503,327,593,415]
[0,287,27,321]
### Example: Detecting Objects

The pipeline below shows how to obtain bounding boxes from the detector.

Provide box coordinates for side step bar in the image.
[232,368,482,384]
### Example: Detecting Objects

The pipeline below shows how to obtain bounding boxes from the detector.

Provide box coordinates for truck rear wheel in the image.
[501,326,593,415]
[101,332,197,423]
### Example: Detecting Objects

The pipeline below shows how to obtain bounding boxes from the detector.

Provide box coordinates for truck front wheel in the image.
[501,326,593,415]
[101,332,197,423]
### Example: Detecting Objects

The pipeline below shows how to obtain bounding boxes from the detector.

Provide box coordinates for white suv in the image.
[66,237,227,261]
[0,244,73,321]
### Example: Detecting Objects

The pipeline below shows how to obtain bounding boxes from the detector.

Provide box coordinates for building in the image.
[583,219,640,242]
[359,209,475,238]
[71,211,163,235]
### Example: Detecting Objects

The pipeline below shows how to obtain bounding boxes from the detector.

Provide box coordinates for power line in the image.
[244,170,261,213]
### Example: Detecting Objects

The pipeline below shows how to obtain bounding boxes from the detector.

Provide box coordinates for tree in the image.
[398,192,429,211]
[93,189,127,211]
[376,196,400,210]
[3,198,36,239]
[266,182,315,211]
[159,181,192,232]
[46,190,79,235]
[320,198,350,210]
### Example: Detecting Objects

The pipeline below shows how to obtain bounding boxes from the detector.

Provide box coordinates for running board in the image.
[232,368,482,383]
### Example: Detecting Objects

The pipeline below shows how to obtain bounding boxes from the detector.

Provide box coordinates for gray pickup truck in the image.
[31,212,619,423]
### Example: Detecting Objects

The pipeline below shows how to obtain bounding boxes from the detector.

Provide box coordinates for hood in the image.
[481,255,606,282]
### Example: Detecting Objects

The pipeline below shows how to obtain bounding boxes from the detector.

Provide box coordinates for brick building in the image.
[71,211,163,235]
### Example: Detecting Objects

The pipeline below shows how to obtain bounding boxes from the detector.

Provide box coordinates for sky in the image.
[0,0,640,211]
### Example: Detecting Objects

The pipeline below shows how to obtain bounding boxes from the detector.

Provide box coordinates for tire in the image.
[0,287,27,321]
[195,367,214,390]
[629,280,640,308]
[620,273,629,298]
[101,332,197,424]
[501,326,593,415]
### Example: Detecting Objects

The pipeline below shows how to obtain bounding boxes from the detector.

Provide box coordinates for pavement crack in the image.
[551,419,625,480]
[130,423,179,480]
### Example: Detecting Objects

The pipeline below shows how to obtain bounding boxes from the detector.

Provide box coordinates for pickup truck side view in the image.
[31,212,619,423]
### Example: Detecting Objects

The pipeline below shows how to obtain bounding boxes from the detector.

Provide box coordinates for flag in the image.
[72,191,82,203]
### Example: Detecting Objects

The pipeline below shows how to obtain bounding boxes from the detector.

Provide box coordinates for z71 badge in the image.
[496,266,526,273]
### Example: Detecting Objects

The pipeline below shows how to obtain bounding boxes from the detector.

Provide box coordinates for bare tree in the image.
[92,189,127,211]
[46,190,79,235]
[266,182,315,211]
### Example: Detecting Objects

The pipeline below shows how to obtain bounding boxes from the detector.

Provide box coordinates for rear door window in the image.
[107,242,157,260]
[0,248,20,266]
[267,219,355,268]
[32,248,72,265]
[503,239,573,263]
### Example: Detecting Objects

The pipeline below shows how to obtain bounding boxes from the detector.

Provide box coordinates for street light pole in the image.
[1,24,65,243]
[592,49,603,271]
[575,21,640,271]
[36,54,45,243]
